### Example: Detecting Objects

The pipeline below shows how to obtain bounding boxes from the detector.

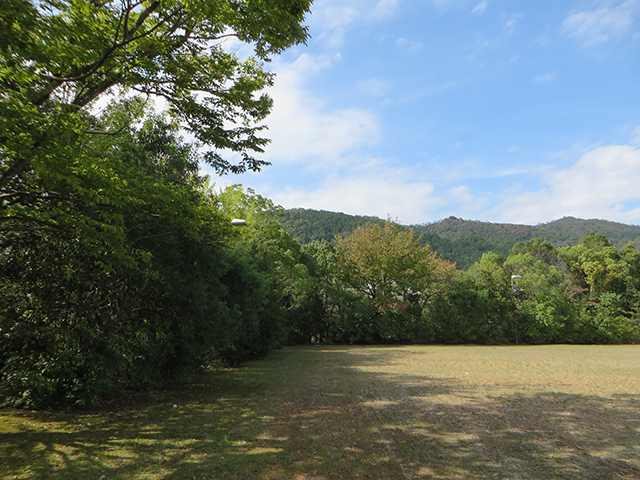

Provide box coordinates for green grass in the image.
[2,345,640,479]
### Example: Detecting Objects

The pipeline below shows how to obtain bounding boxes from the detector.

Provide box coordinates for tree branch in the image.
[31,0,166,106]
[72,78,119,109]
[0,157,31,190]
[0,214,66,233]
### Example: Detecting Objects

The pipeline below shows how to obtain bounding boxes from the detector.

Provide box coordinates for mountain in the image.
[280,209,640,269]
[416,215,640,248]
[537,217,640,247]
[280,208,385,244]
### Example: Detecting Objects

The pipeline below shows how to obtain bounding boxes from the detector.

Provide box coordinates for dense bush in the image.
[0,116,300,407]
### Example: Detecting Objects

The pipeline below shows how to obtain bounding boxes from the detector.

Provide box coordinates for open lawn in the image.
[1,345,640,479]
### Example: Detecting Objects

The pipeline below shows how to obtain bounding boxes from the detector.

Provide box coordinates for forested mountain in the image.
[416,216,640,248]
[539,217,640,247]
[281,209,385,244]
[281,209,640,269]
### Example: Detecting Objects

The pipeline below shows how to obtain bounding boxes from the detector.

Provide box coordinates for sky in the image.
[208,0,640,226]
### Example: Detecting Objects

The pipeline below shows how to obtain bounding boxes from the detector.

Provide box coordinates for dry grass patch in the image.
[1,345,639,479]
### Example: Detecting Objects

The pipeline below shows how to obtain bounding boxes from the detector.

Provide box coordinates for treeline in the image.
[0,111,316,408]
[5,161,640,408]
[292,226,640,346]
[416,216,640,249]
[281,210,516,269]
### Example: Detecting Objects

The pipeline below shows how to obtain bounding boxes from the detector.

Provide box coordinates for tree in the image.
[1,1,313,406]
[298,240,339,342]
[463,252,517,343]
[216,184,284,223]
[215,185,322,348]
[0,111,223,406]
[558,233,640,343]
[504,238,578,343]
[427,270,495,344]
[333,220,455,342]
[501,234,640,344]
[1,0,312,237]
[559,233,626,300]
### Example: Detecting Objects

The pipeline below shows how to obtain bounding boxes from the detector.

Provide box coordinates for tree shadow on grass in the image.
[339,346,640,479]
[1,345,639,479]
[367,391,640,479]
[280,346,640,480]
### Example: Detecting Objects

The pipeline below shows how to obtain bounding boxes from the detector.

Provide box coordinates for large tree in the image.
[1,0,311,236]
[0,112,305,407]
[333,221,455,342]
[336,221,454,312]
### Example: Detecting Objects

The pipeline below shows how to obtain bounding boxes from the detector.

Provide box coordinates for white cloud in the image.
[449,185,474,204]
[309,0,401,46]
[271,174,440,224]
[263,54,381,165]
[370,0,400,21]
[496,145,640,224]
[313,6,361,30]
[534,71,557,83]
[308,3,360,48]
[396,37,423,52]
[306,0,404,48]
[471,1,487,15]
[562,1,638,46]
[503,17,518,35]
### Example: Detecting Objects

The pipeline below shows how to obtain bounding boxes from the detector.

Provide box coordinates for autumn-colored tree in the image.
[332,220,454,342]
[336,221,453,313]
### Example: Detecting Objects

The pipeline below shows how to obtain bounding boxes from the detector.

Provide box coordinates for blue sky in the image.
[210,0,640,226]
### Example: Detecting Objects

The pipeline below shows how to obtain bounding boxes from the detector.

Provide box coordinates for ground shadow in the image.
[1,345,639,479]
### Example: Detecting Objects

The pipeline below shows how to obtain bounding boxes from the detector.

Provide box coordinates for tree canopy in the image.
[1,0,312,238]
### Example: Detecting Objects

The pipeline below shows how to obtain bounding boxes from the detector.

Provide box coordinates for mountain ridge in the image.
[281,209,640,269]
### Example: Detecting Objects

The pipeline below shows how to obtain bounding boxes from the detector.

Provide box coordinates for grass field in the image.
[1,345,640,479]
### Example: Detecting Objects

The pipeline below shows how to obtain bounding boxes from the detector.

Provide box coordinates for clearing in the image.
[1,345,639,479]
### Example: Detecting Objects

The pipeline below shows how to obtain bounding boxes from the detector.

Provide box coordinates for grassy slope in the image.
[1,345,640,479]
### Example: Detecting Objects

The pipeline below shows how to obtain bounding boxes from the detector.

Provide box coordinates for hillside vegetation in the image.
[281,209,640,269]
